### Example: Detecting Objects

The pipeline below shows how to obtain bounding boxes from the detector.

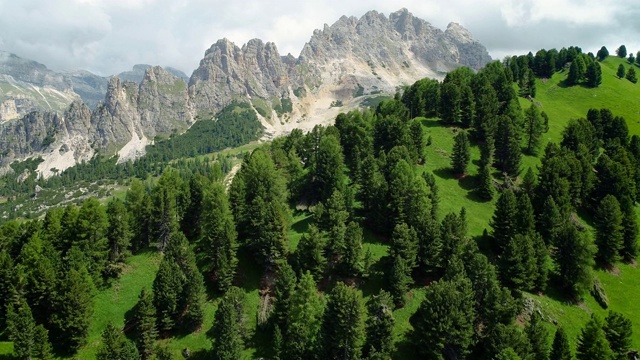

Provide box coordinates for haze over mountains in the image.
[0,8,491,178]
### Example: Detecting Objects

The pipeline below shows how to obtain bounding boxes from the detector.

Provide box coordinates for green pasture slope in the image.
[2,56,640,359]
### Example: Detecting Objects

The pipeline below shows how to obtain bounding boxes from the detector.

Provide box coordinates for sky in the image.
[0,0,638,76]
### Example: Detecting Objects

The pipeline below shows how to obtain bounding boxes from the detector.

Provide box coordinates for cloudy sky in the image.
[0,0,638,76]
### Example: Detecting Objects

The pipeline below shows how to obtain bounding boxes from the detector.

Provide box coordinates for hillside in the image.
[1,51,640,360]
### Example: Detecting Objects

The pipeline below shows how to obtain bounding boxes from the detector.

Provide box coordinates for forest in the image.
[0,45,639,359]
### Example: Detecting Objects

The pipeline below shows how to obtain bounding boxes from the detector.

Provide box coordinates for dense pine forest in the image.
[1,46,640,359]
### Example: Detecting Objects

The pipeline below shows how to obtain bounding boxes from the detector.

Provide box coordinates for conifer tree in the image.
[387,160,415,234]
[451,131,471,175]
[33,324,54,360]
[537,196,563,245]
[495,348,522,360]
[495,116,522,177]
[554,222,595,300]
[201,183,238,293]
[550,327,572,360]
[526,313,550,360]
[389,223,419,271]
[76,197,109,283]
[134,288,157,360]
[321,282,366,360]
[293,225,326,280]
[314,134,347,202]
[151,171,181,251]
[523,103,544,154]
[97,321,139,360]
[620,198,639,261]
[586,61,602,87]
[577,315,614,360]
[626,67,637,83]
[6,298,36,360]
[604,311,633,360]
[342,221,364,277]
[617,64,626,79]
[364,290,395,358]
[388,255,411,306]
[594,195,624,267]
[153,255,182,332]
[272,261,297,331]
[478,162,495,201]
[410,276,475,359]
[521,167,536,201]
[532,232,549,291]
[491,190,519,254]
[106,198,131,273]
[516,193,536,235]
[126,179,152,252]
[499,233,537,291]
[211,287,245,360]
[284,272,325,359]
[181,173,207,242]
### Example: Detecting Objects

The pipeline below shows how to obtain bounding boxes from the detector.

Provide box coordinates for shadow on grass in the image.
[291,213,313,234]
[234,247,262,294]
[248,324,274,360]
[418,117,445,129]
[433,167,455,180]
[184,349,210,360]
[392,332,417,359]
[361,255,390,298]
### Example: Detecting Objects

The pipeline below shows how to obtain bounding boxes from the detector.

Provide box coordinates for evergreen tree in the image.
[491,190,519,254]
[314,134,347,202]
[617,64,626,79]
[33,324,54,360]
[586,61,602,87]
[482,323,531,359]
[388,255,411,306]
[387,160,415,234]
[410,276,475,359]
[153,255,183,332]
[516,192,536,235]
[495,348,522,360]
[248,196,289,268]
[181,173,207,242]
[626,67,637,83]
[499,233,536,291]
[342,221,364,277]
[389,223,419,271]
[537,196,563,245]
[440,81,462,124]
[550,327,573,360]
[478,162,495,201]
[451,131,471,175]
[554,222,595,300]
[201,183,238,293]
[567,56,585,85]
[597,46,609,61]
[594,195,624,267]
[577,315,614,360]
[106,198,131,275]
[364,290,395,358]
[523,103,544,154]
[521,167,537,202]
[526,313,550,360]
[272,261,297,330]
[134,288,157,360]
[293,225,326,280]
[532,232,550,291]
[76,197,109,283]
[495,116,522,177]
[211,287,245,360]
[321,282,366,360]
[604,311,633,360]
[620,198,639,261]
[126,179,152,252]
[6,298,36,360]
[97,321,139,360]
[284,272,324,359]
[616,45,627,58]
[51,266,95,352]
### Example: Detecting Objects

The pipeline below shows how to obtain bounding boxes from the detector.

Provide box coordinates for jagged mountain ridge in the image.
[0,8,491,178]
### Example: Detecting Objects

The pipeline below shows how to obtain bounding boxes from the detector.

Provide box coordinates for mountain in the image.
[117,64,190,84]
[0,8,491,178]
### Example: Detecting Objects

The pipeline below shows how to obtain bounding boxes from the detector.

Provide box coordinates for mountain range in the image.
[0,8,491,178]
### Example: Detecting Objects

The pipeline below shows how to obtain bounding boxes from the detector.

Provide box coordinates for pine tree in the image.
[272,261,297,331]
[6,298,36,360]
[151,172,181,251]
[554,222,595,300]
[76,197,109,283]
[604,311,633,360]
[523,103,544,154]
[586,61,602,87]
[211,287,245,360]
[550,327,572,360]
[616,45,627,58]
[364,290,395,358]
[181,173,207,242]
[594,195,624,267]
[314,134,347,202]
[51,266,95,352]
[248,196,289,268]
[620,198,639,261]
[500,232,537,291]
[126,179,152,252]
[201,183,238,293]
[495,348,522,360]
[33,324,54,360]
[388,255,411,306]
[451,131,471,175]
[106,198,131,275]
[532,232,549,291]
[389,223,419,271]
[597,46,610,61]
[626,67,638,83]
[537,196,563,245]
[516,192,536,235]
[576,315,614,360]
[478,162,495,201]
[97,321,139,360]
[293,224,326,280]
[526,313,550,360]
[321,282,366,360]
[153,255,182,332]
[617,64,626,79]
[410,276,475,359]
[134,288,157,360]
[491,190,519,254]
[284,272,324,359]
[342,221,364,277]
